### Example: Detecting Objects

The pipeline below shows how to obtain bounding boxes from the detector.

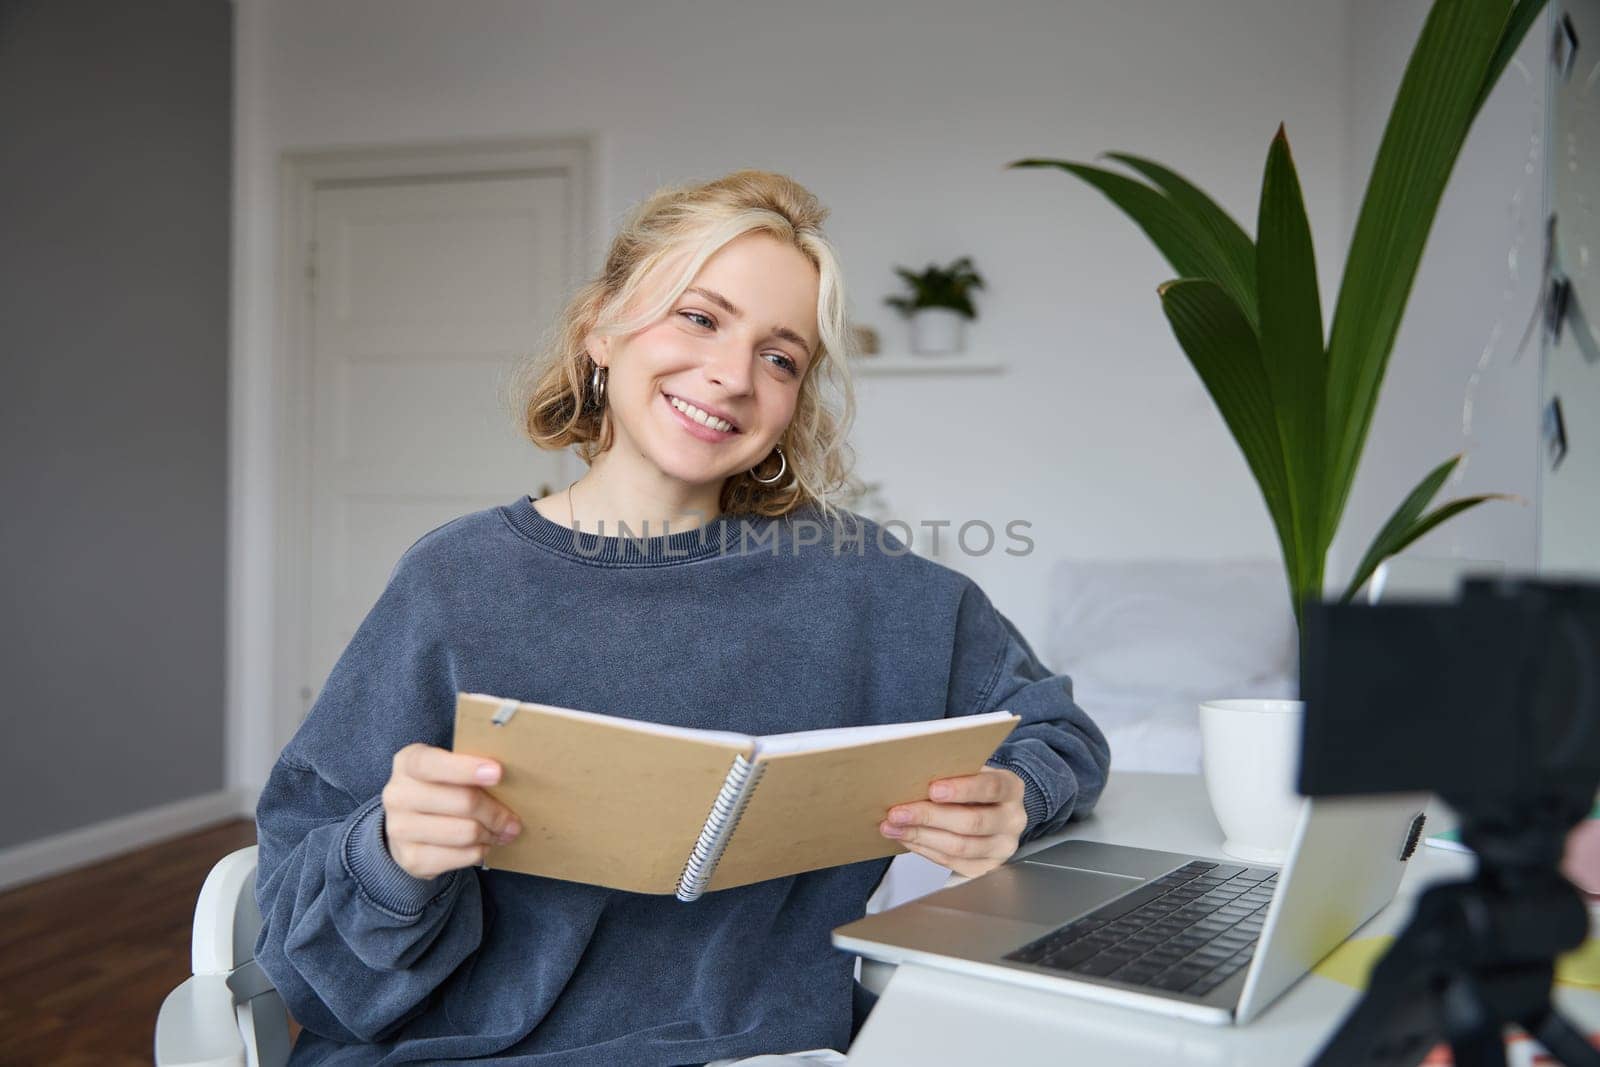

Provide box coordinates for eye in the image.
[679,309,801,378]
[765,352,800,376]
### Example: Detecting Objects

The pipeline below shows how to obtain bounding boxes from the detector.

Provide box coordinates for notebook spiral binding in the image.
[676,755,768,902]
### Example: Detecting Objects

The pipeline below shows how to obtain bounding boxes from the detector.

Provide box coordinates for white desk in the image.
[845,772,1600,1066]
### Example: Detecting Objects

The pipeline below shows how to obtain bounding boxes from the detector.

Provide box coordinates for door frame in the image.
[251,136,594,791]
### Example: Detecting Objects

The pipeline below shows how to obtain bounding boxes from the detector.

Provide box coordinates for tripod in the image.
[1312,789,1600,1067]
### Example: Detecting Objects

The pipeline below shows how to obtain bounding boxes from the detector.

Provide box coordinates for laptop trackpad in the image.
[923,863,1144,925]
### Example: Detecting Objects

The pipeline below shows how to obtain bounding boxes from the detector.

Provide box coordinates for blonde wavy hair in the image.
[509,169,863,525]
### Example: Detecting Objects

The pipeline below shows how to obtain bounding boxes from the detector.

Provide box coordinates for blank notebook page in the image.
[752,710,1016,757]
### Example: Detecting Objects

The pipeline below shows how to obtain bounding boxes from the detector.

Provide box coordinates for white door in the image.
[302,170,576,707]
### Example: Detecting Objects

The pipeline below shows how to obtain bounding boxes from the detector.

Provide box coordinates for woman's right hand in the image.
[381,743,523,880]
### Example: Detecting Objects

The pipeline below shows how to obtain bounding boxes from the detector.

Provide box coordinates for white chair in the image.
[155,846,896,1066]
[155,846,291,1067]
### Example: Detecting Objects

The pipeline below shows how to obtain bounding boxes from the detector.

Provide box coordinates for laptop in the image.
[834,792,1427,1024]
[832,556,1493,1025]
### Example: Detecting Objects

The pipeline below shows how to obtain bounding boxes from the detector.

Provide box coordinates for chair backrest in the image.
[155,845,292,1067]
[192,846,264,975]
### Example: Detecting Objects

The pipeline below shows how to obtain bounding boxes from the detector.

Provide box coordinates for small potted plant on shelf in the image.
[885,256,985,355]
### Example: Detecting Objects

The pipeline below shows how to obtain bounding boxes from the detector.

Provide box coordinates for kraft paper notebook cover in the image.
[451,692,1020,901]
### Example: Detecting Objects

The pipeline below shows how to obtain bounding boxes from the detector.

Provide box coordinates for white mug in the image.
[1197,699,1307,865]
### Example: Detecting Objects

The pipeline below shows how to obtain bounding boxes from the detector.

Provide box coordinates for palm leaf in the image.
[1344,490,1512,603]
[1158,279,1300,622]
[1255,125,1328,608]
[1390,494,1514,557]
[1101,151,1258,325]
[1010,158,1259,332]
[1473,0,1549,116]
[1321,0,1517,549]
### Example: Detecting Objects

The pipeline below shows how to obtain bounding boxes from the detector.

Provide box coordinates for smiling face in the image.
[586,230,822,494]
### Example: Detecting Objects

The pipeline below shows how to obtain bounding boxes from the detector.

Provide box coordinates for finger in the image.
[885,822,1009,860]
[903,839,1007,881]
[400,744,503,787]
[900,839,962,871]
[388,779,520,834]
[928,770,1007,804]
[884,800,1001,836]
[389,811,515,850]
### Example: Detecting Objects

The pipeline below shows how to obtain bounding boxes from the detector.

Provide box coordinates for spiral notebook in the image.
[452,692,1020,901]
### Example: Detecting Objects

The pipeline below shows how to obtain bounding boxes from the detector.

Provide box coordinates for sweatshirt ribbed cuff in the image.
[343,796,459,918]
[986,755,1052,840]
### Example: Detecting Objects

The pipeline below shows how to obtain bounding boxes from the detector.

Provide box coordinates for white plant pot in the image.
[909,308,967,354]
[1197,699,1307,865]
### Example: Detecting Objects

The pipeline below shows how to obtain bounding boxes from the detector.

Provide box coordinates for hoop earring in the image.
[750,445,787,485]
[588,360,607,410]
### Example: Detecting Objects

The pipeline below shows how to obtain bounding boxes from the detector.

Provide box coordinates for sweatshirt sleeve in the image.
[252,538,485,1044]
[945,579,1112,844]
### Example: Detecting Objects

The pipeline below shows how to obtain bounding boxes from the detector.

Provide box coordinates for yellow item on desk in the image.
[1316,936,1600,991]
[1313,937,1394,990]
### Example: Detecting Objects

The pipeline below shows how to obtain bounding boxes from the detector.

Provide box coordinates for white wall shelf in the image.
[853,354,1005,376]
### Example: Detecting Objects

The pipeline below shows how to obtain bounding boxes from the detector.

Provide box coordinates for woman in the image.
[253,169,1111,1066]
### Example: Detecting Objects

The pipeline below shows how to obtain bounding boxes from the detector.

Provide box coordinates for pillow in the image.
[1044,558,1298,698]
[1074,679,1298,775]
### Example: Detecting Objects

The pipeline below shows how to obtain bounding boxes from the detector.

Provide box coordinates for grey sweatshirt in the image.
[253,494,1111,1065]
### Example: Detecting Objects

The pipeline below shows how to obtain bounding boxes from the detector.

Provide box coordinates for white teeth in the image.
[668,395,735,432]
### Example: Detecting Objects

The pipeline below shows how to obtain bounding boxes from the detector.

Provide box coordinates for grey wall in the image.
[0,0,232,849]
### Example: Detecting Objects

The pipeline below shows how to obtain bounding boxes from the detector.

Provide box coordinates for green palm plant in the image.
[1010,0,1544,652]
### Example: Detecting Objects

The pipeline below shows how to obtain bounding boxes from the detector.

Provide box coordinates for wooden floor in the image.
[0,818,303,1066]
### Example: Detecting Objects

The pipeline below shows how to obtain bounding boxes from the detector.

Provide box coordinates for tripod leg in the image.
[1442,974,1510,1067]
[1523,1008,1600,1066]
[1448,1034,1510,1067]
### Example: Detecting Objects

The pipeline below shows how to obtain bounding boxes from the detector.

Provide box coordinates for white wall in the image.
[234,0,1549,785]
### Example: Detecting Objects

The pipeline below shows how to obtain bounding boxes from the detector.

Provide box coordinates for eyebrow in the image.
[684,286,814,356]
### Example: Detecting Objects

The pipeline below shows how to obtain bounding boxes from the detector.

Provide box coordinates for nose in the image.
[703,333,755,395]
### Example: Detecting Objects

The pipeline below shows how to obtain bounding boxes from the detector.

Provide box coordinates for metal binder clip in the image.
[491,700,520,726]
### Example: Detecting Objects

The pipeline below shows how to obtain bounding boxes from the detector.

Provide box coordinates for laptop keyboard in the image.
[1003,860,1279,997]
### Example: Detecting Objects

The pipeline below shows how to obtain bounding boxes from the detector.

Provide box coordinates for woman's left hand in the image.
[879,766,1028,878]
